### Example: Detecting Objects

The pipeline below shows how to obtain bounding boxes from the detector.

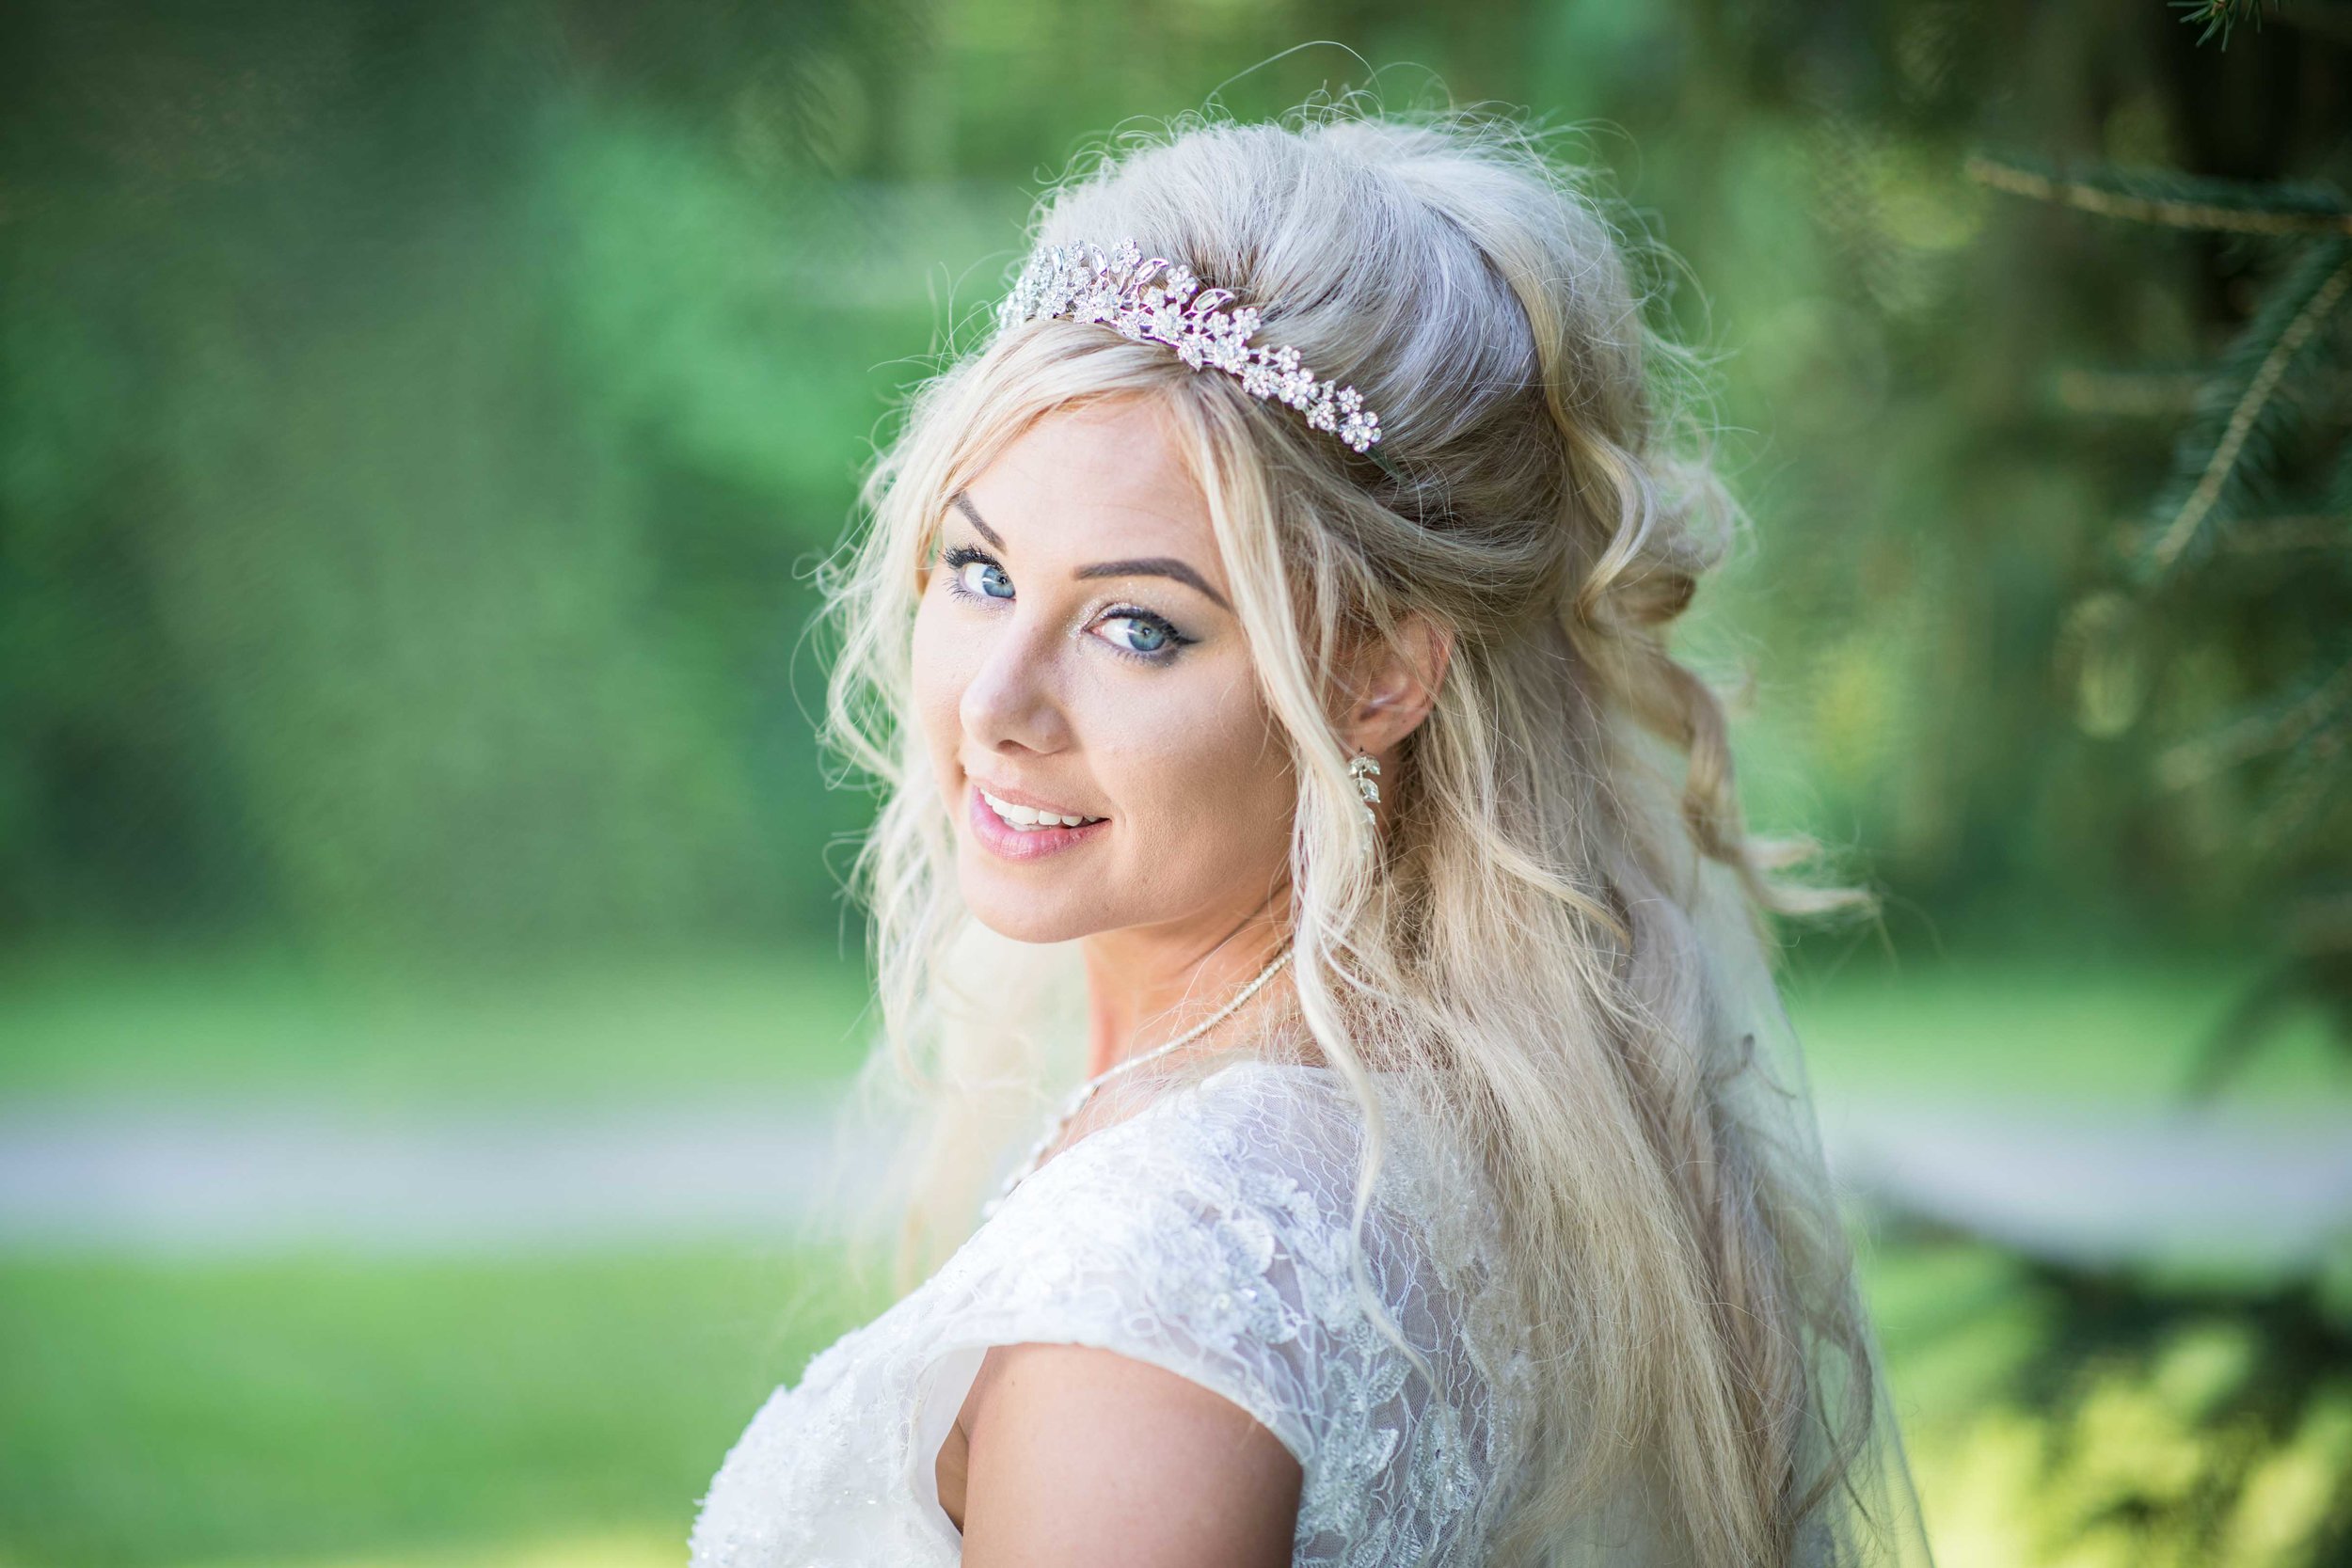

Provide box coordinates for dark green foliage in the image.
[1965,124,2352,1077]
[0,2,915,957]
[2171,0,2290,49]
[0,1,2344,974]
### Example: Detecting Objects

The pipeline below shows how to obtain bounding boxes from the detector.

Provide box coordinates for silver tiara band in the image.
[995,237,1385,456]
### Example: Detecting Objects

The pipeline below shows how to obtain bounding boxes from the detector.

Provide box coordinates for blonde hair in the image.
[818,96,1901,1568]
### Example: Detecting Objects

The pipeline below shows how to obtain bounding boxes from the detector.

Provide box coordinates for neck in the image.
[1077,895,1295,1079]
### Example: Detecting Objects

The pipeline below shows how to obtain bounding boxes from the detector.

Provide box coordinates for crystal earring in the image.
[1347,750,1382,827]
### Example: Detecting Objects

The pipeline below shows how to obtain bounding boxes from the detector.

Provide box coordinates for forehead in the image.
[961,395,1213,559]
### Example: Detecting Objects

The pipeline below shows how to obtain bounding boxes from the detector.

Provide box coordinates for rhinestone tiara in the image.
[994,237,1384,455]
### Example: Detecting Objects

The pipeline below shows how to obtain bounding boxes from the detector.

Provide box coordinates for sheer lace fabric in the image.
[687,1059,1541,1566]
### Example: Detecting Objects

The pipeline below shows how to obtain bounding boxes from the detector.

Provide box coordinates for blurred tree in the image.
[4,0,2344,978]
[1959,21,2350,1072]
[1884,8,2352,1564]
[0,1,921,958]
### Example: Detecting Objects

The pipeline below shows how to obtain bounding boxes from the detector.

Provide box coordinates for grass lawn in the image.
[0,1236,2040,1568]
[0,1248,894,1568]
[0,939,2342,1110]
[1783,950,2348,1108]
[1,942,2342,1566]
[0,1234,2152,1568]
[0,944,877,1106]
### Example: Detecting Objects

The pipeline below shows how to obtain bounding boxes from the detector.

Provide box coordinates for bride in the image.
[689,102,1936,1567]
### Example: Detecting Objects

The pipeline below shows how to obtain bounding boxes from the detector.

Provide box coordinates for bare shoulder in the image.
[957,1340,1303,1568]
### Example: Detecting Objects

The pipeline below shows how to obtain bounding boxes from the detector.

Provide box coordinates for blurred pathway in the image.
[0,1098,896,1254]
[1816,1097,2352,1272]
[2,1092,2348,1267]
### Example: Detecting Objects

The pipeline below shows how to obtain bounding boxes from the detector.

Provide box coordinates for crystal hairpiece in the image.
[995,237,1385,456]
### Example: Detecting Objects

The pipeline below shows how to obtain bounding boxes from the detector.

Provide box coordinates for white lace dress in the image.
[686,1058,1536,1566]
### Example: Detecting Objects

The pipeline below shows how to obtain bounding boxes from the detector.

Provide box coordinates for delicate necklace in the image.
[980,942,1295,1220]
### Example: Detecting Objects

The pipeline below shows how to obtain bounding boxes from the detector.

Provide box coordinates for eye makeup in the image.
[941,543,1013,601]
[936,542,1198,665]
[1091,602,1194,663]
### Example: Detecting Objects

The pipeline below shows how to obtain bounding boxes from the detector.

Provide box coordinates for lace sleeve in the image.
[898,1064,1511,1567]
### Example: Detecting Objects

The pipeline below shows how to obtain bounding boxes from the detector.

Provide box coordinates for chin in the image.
[956,862,1112,945]
[961,897,1105,946]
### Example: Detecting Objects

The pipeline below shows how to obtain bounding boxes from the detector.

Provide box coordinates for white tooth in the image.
[979,788,1098,829]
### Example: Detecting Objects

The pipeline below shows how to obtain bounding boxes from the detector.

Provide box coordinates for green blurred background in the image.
[4,2,2349,1565]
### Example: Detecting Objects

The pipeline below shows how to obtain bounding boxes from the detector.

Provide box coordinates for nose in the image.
[959,614,1073,757]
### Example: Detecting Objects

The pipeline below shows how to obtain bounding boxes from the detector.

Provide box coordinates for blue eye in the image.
[1097,613,1171,656]
[939,542,1194,664]
[1092,607,1195,664]
[942,546,1013,600]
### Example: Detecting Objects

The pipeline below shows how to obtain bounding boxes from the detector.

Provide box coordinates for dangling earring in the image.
[1347,750,1382,828]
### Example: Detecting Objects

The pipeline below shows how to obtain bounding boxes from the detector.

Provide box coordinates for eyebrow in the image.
[947,490,1232,613]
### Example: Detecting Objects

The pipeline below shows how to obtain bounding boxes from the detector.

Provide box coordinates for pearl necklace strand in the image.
[980,942,1295,1221]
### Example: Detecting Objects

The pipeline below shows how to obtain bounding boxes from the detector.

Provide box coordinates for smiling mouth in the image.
[977,788,1107,832]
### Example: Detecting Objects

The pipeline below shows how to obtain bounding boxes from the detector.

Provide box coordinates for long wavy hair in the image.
[815,98,1915,1568]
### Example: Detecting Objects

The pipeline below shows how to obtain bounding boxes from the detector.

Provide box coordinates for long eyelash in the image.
[1096,604,1196,665]
[938,542,1193,664]
[938,544,1001,606]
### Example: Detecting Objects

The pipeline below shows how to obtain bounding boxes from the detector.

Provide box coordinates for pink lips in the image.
[966,782,1110,863]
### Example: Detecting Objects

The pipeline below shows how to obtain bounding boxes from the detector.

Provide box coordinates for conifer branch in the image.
[2173,0,2281,48]
[1964,153,2352,235]
[2053,365,2352,420]
[2183,0,2352,50]
[2285,888,2352,955]
[2254,719,2348,852]
[2146,238,2352,575]
[2154,652,2352,789]
[2218,512,2349,550]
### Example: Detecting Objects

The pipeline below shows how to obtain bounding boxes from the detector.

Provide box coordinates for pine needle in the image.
[1964,151,2352,236]
[2144,236,2352,578]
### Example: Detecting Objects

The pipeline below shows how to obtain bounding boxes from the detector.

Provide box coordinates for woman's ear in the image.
[1341,612,1453,756]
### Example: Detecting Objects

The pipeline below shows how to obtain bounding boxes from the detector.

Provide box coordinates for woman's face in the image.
[910,394,1296,946]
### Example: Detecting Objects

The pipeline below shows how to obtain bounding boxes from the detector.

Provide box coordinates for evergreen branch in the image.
[2179,951,2339,1098]
[2285,888,2352,955]
[2253,718,2348,854]
[2052,367,2213,417]
[2179,933,2349,1100]
[1965,152,2352,235]
[2219,512,2349,551]
[2328,433,2352,511]
[2145,236,2352,576]
[2053,364,2352,420]
[2172,0,2281,48]
[2153,652,2352,789]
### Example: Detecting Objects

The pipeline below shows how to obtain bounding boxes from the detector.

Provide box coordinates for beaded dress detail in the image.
[686,1059,1535,1566]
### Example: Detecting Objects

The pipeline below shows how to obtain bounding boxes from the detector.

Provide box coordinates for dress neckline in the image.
[1009,1057,1347,1197]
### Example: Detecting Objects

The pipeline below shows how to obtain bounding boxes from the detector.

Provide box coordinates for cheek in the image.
[1101,666,1295,868]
